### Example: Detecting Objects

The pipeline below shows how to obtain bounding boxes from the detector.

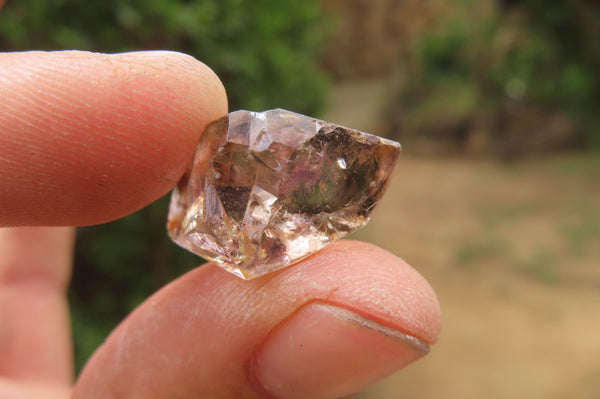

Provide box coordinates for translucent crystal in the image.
[167,109,401,279]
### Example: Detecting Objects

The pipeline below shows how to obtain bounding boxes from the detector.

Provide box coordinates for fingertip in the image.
[252,301,429,399]
[0,50,227,226]
[110,50,229,133]
[272,240,442,344]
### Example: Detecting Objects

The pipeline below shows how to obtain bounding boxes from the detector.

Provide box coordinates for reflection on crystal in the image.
[167,109,401,280]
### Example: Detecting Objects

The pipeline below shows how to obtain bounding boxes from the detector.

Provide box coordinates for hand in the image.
[0,51,441,399]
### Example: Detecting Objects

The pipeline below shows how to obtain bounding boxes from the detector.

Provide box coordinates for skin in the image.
[0,51,441,399]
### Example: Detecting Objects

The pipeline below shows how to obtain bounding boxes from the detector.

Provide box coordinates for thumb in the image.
[72,241,441,399]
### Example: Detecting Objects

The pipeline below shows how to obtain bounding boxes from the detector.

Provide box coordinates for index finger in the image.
[0,51,227,226]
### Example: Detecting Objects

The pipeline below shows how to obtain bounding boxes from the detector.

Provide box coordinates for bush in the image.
[387,0,600,155]
[0,0,328,114]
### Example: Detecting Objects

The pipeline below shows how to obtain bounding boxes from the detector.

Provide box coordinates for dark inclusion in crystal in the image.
[167,109,401,279]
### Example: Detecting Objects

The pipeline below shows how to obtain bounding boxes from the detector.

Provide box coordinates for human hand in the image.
[0,51,441,399]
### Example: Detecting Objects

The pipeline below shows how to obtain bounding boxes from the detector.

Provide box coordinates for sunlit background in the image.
[2,0,600,397]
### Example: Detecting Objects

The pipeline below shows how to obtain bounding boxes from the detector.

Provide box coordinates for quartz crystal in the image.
[167,109,401,279]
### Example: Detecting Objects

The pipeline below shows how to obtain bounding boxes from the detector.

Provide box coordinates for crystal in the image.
[167,109,401,279]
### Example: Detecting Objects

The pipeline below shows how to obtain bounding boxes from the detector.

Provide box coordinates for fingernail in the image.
[251,302,429,399]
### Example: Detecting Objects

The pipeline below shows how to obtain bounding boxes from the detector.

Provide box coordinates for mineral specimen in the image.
[167,109,401,279]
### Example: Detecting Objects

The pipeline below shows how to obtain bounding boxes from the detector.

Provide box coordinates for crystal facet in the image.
[167,109,401,279]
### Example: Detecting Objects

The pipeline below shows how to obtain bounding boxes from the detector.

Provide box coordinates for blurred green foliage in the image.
[0,0,328,370]
[523,0,600,145]
[391,0,600,153]
[0,0,328,114]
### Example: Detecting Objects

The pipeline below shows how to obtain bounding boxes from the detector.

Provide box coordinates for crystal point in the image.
[168,109,401,279]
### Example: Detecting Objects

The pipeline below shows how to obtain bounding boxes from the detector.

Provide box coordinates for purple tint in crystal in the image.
[167,109,401,279]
